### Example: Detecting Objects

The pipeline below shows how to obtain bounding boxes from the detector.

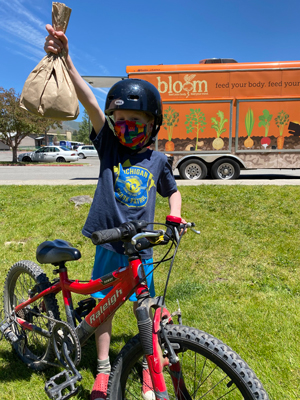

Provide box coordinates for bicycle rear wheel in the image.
[3,260,60,371]
[107,324,269,400]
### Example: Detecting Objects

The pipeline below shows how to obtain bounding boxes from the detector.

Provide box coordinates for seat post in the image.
[55,263,76,329]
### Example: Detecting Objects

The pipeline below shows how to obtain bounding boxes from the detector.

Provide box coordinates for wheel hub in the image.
[218,163,234,179]
[186,164,202,179]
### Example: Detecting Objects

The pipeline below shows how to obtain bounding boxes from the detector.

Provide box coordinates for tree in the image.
[0,87,62,162]
[77,109,91,144]
[72,129,79,139]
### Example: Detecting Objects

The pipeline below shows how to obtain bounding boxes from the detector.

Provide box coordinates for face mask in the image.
[114,120,152,150]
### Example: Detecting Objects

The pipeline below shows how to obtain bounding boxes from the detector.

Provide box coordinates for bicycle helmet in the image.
[105,79,163,146]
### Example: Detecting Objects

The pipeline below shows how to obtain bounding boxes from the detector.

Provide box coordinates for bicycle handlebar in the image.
[91,227,123,245]
[91,220,199,247]
[91,221,149,246]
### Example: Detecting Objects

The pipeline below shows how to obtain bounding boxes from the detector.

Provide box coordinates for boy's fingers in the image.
[44,37,63,53]
[54,30,68,46]
[45,24,55,36]
[49,37,63,48]
[45,24,67,45]
[45,24,68,54]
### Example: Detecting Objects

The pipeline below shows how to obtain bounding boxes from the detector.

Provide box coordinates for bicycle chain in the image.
[13,308,82,367]
[51,320,81,368]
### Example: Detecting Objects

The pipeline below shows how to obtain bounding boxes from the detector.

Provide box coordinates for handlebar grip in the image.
[91,228,122,245]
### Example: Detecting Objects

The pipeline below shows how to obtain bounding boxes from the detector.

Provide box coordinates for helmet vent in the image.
[128,95,139,101]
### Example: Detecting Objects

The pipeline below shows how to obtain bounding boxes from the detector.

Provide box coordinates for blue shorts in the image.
[91,246,155,302]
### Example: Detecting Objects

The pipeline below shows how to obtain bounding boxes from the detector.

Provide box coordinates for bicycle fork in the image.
[136,298,191,400]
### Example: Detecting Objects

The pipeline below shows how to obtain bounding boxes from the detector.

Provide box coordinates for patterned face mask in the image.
[114,120,152,150]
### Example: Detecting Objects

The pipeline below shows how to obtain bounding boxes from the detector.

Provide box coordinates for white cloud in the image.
[94,87,109,96]
[9,46,45,63]
[0,19,45,49]
[0,0,112,91]
[72,52,110,76]
[1,0,45,30]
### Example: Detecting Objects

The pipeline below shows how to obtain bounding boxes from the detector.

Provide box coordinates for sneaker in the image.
[142,368,155,400]
[91,373,109,400]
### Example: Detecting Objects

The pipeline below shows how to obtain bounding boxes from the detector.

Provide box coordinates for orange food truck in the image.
[83,58,300,180]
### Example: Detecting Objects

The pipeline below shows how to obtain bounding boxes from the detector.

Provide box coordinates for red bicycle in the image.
[0,220,269,400]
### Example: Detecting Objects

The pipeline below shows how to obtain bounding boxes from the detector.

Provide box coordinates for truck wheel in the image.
[179,159,207,180]
[211,158,240,180]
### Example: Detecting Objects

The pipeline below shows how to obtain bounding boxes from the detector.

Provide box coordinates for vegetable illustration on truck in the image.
[185,108,206,151]
[162,106,179,151]
[83,57,300,180]
[275,110,289,149]
[244,108,255,148]
[258,110,272,149]
[211,110,228,150]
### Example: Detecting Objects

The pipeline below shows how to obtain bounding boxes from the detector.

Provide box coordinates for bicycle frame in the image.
[11,256,182,399]
[14,257,148,344]
[2,221,270,400]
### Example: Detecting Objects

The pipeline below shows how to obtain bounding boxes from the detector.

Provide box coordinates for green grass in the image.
[0,185,299,399]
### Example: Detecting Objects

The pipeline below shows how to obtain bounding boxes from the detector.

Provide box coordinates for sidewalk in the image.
[1,177,300,185]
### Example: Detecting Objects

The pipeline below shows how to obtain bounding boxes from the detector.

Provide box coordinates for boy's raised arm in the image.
[44,24,105,134]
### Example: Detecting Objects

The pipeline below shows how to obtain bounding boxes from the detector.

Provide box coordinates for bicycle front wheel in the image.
[3,260,60,371]
[107,324,269,400]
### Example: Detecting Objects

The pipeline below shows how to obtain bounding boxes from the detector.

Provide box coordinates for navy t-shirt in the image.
[82,119,177,257]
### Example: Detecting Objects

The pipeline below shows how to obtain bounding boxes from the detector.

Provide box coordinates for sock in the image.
[142,357,148,370]
[97,357,111,375]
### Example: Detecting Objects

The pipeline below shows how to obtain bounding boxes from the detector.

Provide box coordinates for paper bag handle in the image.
[52,2,72,33]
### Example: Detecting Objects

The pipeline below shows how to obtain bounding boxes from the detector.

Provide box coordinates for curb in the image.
[0,163,85,167]
[1,178,300,186]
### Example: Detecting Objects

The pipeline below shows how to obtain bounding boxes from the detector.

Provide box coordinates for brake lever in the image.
[131,230,165,245]
[185,222,200,235]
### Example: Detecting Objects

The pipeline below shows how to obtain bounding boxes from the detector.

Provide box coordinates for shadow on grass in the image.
[0,331,135,390]
[0,348,34,382]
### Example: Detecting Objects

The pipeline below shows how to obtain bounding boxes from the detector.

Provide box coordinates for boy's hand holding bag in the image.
[20,2,79,121]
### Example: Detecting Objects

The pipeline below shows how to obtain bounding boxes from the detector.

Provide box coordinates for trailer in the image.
[83,58,300,180]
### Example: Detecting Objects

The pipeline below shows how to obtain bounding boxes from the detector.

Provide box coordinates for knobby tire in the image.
[107,324,269,400]
[3,260,60,371]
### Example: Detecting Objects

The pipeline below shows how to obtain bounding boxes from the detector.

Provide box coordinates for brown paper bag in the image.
[20,2,79,121]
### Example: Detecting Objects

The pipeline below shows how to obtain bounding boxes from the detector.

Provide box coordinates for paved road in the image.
[1,151,300,185]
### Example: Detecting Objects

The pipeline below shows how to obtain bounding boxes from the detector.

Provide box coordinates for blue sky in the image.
[1,0,300,121]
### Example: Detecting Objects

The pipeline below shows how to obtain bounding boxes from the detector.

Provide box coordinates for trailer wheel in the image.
[179,159,207,180]
[211,158,240,180]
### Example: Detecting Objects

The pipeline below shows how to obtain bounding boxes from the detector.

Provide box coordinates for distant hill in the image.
[48,121,81,135]
[62,121,80,132]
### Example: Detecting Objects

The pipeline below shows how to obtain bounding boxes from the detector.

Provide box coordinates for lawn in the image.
[0,184,299,399]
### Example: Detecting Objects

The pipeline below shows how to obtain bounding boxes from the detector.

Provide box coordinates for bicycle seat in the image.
[36,239,81,265]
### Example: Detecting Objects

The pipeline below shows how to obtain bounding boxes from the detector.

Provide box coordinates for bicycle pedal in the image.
[45,369,81,400]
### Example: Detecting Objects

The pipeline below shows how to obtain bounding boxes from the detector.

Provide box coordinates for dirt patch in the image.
[238,135,300,150]
[157,138,230,152]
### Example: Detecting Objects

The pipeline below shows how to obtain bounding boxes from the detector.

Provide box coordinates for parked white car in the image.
[18,146,79,163]
[76,145,97,158]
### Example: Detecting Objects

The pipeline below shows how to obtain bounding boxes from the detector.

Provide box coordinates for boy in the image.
[45,24,184,400]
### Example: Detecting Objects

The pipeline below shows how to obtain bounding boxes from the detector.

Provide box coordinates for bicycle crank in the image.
[45,321,82,400]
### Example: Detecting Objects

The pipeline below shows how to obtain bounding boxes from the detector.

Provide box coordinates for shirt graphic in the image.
[113,162,156,207]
